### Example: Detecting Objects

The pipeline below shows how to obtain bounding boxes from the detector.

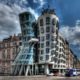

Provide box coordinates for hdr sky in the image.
[0,0,80,59]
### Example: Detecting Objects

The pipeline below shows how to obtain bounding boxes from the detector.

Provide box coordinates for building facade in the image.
[0,34,22,75]
[12,12,37,76]
[0,8,80,76]
[13,8,80,76]
[37,9,66,75]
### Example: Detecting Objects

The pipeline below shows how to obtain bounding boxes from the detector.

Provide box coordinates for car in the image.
[46,73,54,76]
[65,68,78,77]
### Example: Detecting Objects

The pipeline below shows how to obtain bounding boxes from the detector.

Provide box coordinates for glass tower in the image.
[13,12,36,75]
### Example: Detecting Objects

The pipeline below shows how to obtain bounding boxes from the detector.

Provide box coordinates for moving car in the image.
[65,68,78,77]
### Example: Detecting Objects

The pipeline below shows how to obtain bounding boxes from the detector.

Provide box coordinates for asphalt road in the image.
[0,76,80,80]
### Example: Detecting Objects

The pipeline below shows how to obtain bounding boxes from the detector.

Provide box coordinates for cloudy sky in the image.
[0,0,80,59]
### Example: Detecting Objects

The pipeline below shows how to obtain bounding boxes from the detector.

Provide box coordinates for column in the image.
[25,65,29,76]
[45,64,49,75]
[19,65,24,75]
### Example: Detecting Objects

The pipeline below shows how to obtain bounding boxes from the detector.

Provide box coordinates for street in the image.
[0,76,80,80]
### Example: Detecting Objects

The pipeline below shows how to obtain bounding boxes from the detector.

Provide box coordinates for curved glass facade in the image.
[14,12,35,65]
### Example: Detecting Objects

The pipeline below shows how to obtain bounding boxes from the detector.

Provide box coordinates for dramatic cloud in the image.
[0,3,26,40]
[0,0,80,58]
[0,0,39,40]
[59,20,80,45]
[33,0,46,8]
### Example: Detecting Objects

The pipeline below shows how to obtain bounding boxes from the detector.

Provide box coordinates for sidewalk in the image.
[0,75,80,80]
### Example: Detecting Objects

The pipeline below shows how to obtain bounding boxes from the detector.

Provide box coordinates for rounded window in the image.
[52,18,57,25]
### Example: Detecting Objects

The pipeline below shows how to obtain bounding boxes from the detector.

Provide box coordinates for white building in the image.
[13,8,68,76]
[37,8,66,75]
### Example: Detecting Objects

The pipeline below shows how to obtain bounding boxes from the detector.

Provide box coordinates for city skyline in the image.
[0,0,80,59]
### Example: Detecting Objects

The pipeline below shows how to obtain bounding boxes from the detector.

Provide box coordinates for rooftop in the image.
[41,7,56,15]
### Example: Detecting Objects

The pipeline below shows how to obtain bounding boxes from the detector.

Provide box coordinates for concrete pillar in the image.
[12,65,16,75]
[62,69,65,75]
[25,65,29,76]
[14,65,19,75]
[59,69,61,75]
[19,65,24,75]
[45,64,49,75]
[34,64,36,75]
[32,65,33,75]
[35,64,38,75]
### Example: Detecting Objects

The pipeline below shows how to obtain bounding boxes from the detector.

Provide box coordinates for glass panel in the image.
[46,26,50,32]
[46,17,50,25]
[26,55,31,59]
[46,41,50,46]
[46,48,49,53]
[40,19,43,26]
[46,55,49,60]
[46,34,50,40]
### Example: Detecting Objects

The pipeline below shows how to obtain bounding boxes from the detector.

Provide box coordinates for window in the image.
[26,55,31,59]
[26,22,30,26]
[0,44,3,48]
[25,14,29,20]
[27,36,31,40]
[56,30,58,35]
[19,42,22,46]
[41,36,44,41]
[13,48,16,55]
[51,43,55,48]
[56,21,59,29]
[58,65,60,67]
[13,42,16,46]
[41,50,44,55]
[60,43,62,46]
[41,43,44,48]
[40,56,43,60]
[52,18,57,25]
[22,24,26,28]
[40,19,43,26]
[27,29,31,34]
[7,53,10,59]
[46,34,50,40]
[22,30,26,35]
[20,14,29,21]
[19,37,22,40]
[19,55,25,59]
[46,26,50,32]
[46,41,50,46]
[52,27,54,33]
[46,17,50,25]
[46,55,49,60]
[7,43,10,47]
[56,46,58,51]
[51,57,54,61]
[46,48,49,53]
[41,27,44,33]
[54,58,57,63]
[23,37,26,41]
[2,51,5,59]
[60,48,62,52]
[51,50,55,55]
[51,36,54,41]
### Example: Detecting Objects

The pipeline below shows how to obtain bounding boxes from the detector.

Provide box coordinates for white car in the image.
[46,73,54,76]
